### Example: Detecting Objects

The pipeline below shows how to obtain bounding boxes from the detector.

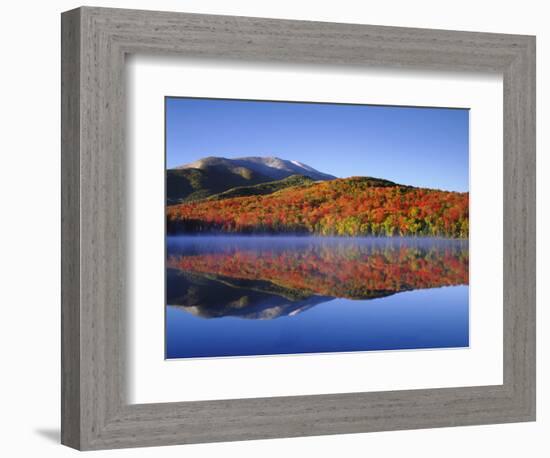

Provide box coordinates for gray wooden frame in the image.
[61,6,536,451]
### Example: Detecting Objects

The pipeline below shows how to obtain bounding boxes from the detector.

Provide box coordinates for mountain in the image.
[166,166,268,204]
[166,157,335,205]
[178,156,336,181]
[167,156,334,204]
[206,174,315,201]
[167,176,470,239]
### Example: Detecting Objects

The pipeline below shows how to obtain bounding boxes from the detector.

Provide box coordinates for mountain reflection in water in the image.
[166,236,468,320]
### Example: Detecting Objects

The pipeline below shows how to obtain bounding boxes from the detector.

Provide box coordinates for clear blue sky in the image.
[166,97,469,192]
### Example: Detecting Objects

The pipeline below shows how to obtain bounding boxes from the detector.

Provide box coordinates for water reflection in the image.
[166,236,468,320]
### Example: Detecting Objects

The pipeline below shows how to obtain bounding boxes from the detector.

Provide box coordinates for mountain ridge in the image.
[175,156,336,181]
[167,155,336,205]
[205,174,315,201]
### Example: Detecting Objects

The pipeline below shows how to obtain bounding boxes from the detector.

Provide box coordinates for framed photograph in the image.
[61,6,536,450]
[164,98,470,359]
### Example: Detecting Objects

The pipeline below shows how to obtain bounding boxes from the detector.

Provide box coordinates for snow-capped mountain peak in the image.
[177,156,336,181]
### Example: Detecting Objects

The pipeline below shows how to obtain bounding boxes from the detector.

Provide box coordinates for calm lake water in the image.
[166,236,469,359]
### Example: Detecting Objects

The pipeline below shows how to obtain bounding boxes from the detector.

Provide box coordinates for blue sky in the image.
[166,97,469,192]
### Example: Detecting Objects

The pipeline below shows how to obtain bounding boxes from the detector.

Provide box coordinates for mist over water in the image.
[167,234,468,252]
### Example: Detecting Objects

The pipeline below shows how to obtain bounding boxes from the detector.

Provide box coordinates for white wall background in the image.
[0,1,546,456]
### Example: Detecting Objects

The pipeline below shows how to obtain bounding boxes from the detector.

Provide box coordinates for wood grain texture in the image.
[61,6,536,450]
[60,8,81,449]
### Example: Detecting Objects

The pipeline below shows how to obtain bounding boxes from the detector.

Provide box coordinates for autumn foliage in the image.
[167,242,469,299]
[167,177,469,238]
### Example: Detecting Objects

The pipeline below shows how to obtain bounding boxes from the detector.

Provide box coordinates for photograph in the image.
[164,97,470,359]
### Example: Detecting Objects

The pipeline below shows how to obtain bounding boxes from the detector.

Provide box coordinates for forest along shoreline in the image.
[166,157,468,239]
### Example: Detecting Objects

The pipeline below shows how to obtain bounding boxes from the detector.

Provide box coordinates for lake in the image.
[166,236,469,359]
